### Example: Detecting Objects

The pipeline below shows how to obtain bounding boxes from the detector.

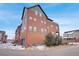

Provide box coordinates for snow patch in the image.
[36,45,46,50]
[0,42,25,50]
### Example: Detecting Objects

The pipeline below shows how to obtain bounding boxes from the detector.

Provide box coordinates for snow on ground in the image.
[36,45,46,50]
[0,41,46,50]
[69,42,79,45]
[0,42,25,50]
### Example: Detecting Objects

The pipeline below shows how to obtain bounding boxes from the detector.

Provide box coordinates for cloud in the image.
[0,9,21,39]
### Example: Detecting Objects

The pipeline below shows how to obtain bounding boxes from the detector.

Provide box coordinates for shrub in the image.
[44,33,62,47]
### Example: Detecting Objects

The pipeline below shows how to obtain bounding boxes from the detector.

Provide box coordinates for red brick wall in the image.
[15,26,21,45]
[23,8,59,47]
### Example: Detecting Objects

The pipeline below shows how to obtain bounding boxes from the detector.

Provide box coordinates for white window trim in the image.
[44,21,46,24]
[29,16,32,20]
[29,26,33,32]
[35,11,38,16]
[51,25,53,27]
[34,18,36,21]
[41,28,44,32]
[34,27,37,32]
[52,32,54,35]
[41,20,43,23]
[39,13,42,17]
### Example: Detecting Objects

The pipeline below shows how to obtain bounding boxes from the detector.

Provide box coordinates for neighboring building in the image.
[16,5,59,47]
[63,30,79,43]
[0,31,7,43]
[14,24,22,45]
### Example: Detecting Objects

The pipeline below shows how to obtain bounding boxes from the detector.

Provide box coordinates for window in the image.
[29,26,32,32]
[39,13,42,17]
[35,11,38,16]
[45,29,47,32]
[47,26,49,29]
[23,27,26,30]
[41,20,43,23]
[52,32,54,35]
[34,27,37,31]
[34,18,36,21]
[44,21,46,24]
[29,16,32,20]
[51,25,53,27]
[41,28,44,32]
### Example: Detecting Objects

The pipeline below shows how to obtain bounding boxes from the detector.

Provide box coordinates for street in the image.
[0,45,79,56]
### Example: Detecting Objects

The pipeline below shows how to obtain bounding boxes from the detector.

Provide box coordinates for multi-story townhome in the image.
[63,30,79,43]
[14,24,22,45]
[0,31,7,43]
[15,5,59,47]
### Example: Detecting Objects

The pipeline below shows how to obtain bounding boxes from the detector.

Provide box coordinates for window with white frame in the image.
[51,25,53,27]
[34,18,36,21]
[29,26,33,32]
[23,27,26,30]
[34,27,37,32]
[52,32,54,35]
[41,20,43,23]
[44,21,46,24]
[39,13,42,17]
[35,11,38,16]
[41,28,44,32]
[29,16,32,20]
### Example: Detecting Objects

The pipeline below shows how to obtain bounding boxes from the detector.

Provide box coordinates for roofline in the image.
[47,18,53,21]
[21,5,54,22]
[27,5,48,18]
[21,5,48,20]
[64,29,79,33]
[21,7,26,20]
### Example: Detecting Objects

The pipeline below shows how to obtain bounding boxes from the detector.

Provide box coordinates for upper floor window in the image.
[39,13,42,17]
[35,11,38,16]
[52,32,54,35]
[34,27,37,32]
[44,21,46,24]
[29,26,33,32]
[29,16,32,20]
[41,20,43,23]
[47,26,49,29]
[34,18,36,21]
[51,25,53,27]
[23,27,26,30]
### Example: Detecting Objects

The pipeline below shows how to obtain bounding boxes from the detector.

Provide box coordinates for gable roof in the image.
[21,5,48,19]
[27,5,48,18]
[21,5,53,21]
[21,7,26,20]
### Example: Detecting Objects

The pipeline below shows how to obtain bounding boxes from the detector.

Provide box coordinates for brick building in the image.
[63,30,79,43]
[0,31,7,43]
[14,24,22,45]
[15,5,59,47]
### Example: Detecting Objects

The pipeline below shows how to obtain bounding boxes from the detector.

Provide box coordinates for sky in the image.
[0,3,79,39]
